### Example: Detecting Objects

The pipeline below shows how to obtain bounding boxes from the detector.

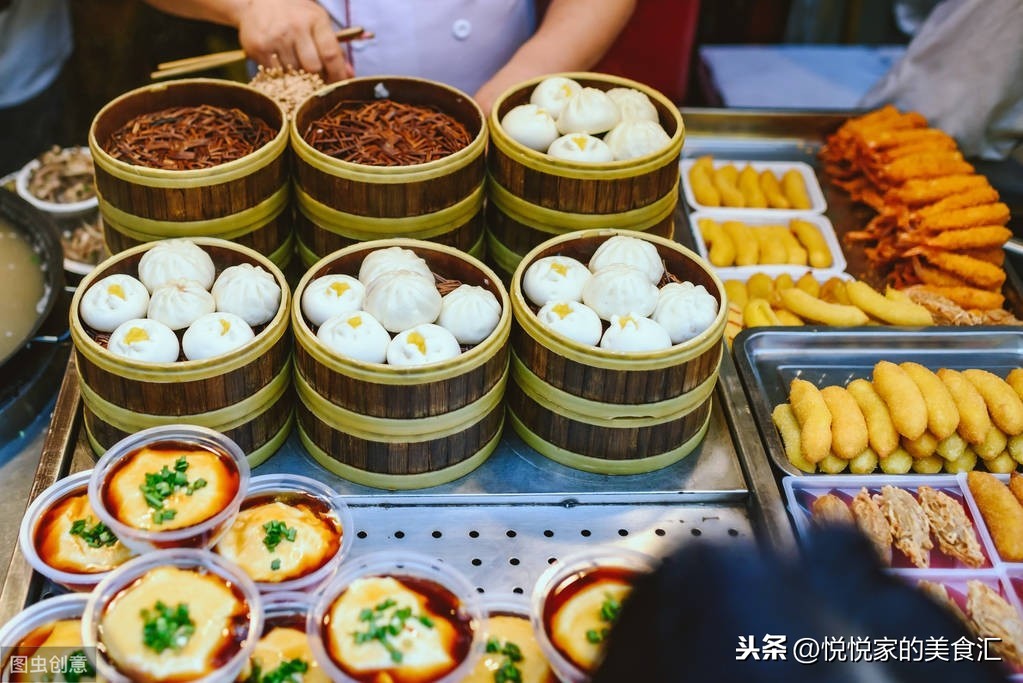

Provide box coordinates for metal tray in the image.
[732,326,1023,477]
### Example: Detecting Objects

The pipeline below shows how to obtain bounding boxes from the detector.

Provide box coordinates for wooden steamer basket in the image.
[70,237,293,466]
[487,73,684,282]
[89,79,293,269]
[509,230,726,474]
[292,239,510,489]
[291,78,487,268]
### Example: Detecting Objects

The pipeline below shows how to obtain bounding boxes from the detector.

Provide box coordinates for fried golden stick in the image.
[967,471,1023,561]
[738,165,768,208]
[759,170,790,209]
[885,175,990,208]
[936,368,993,445]
[915,203,1010,233]
[905,285,1004,311]
[846,378,900,457]
[689,161,721,207]
[790,219,832,268]
[789,379,833,464]
[772,226,807,265]
[913,186,1001,219]
[899,362,960,439]
[919,226,1012,251]
[910,250,1007,290]
[794,272,820,298]
[723,280,748,308]
[778,288,869,326]
[1009,471,1023,508]
[873,151,974,184]
[754,227,788,264]
[723,220,758,266]
[699,218,735,267]
[772,403,815,472]
[872,361,929,440]
[781,169,812,209]
[712,165,744,207]
[743,298,781,327]
[845,281,933,326]
[962,369,1023,436]
[1005,368,1023,402]
[820,386,869,459]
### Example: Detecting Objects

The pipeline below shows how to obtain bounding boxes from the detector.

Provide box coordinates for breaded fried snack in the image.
[967,471,1023,561]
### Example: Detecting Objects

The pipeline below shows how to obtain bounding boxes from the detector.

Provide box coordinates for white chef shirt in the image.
[323,0,536,96]
[0,0,72,107]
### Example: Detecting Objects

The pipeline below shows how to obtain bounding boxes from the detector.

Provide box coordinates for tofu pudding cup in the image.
[531,548,659,683]
[0,593,96,681]
[19,469,134,591]
[308,551,483,683]
[213,474,353,593]
[239,592,330,683]
[465,594,557,683]
[88,425,250,552]
[82,548,263,683]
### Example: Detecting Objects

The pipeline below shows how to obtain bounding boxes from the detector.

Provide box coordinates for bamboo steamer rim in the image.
[293,238,510,385]
[510,229,727,372]
[88,78,288,187]
[489,72,685,179]
[290,76,488,184]
[70,236,291,383]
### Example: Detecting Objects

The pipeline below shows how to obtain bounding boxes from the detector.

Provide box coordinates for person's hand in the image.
[236,0,353,81]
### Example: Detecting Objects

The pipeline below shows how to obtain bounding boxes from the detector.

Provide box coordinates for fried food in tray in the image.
[967,471,1023,562]
[874,485,933,568]
[917,580,971,625]
[967,580,1023,668]
[822,105,1014,325]
[775,362,1023,475]
[849,487,893,566]
[917,485,986,568]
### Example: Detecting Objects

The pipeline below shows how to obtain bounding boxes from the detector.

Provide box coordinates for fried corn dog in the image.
[778,288,869,326]
[963,369,1023,436]
[789,378,832,464]
[759,170,790,209]
[820,386,869,459]
[713,165,745,207]
[790,219,832,268]
[738,165,768,208]
[699,218,735,267]
[723,221,759,266]
[743,298,781,327]
[723,280,748,308]
[937,368,992,445]
[846,378,900,457]
[900,362,960,439]
[754,227,788,264]
[772,403,816,473]
[782,169,812,209]
[1007,368,1023,401]
[689,161,721,207]
[967,471,1023,561]
[773,226,808,265]
[845,281,934,326]
[873,361,928,440]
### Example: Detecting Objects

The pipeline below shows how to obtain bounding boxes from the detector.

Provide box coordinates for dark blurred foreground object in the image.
[594,528,1011,683]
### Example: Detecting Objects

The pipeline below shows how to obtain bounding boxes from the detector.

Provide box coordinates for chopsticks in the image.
[150,26,371,80]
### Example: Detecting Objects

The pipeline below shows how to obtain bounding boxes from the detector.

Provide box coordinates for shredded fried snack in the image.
[874,485,932,568]
[966,581,1023,668]
[916,486,985,567]
[811,493,854,526]
[850,488,892,565]
[916,580,970,626]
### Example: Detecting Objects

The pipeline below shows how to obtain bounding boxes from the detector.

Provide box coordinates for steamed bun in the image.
[501,104,559,152]
[556,87,620,135]
[529,76,582,119]
[547,134,613,163]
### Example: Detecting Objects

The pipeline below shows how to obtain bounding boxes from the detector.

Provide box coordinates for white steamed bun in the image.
[363,270,442,333]
[600,314,672,352]
[522,256,591,307]
[536,300,603,347]
[182,312,254,361]
[547,134,613,163]
[107,318,179,363]
[301,274,365,328]
[588,235,664,284]
[556,87,620,135]
[582,265,659,320]
[652,282,719,344]
[316,311,391,364]
[137,239,215,292]
[501,104,559,152]
[529,76,582,119]
[79,274,150,332]
[605,88,659,123]
[386,324,461,367]
[437,284,501,345]
[604,120,671,161]
[211,263,281,327]
[358,247,433,286]
[147,279,216,331]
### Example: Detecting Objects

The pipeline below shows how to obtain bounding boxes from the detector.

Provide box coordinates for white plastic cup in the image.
[88,424,250,553]
[82,548,263,683]
[308,550,483,683]
[0,593,93,679]
[530,548,659,683]
[213,473,353,593]
[18,469,135,592]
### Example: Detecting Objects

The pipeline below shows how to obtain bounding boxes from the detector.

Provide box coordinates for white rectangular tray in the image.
[680,158,827,215]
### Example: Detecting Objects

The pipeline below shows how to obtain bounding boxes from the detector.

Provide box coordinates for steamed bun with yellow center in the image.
[137,239,215,292]
[529,76,582,119]
[604,120,672,161]
[605,88,659,123]
[501,104,559,152]
[582,265,659,320]
[147,279,216,331]
[364,270,442,333]
[652,282,719,344]
[182,312,255,361]
[358,247,433,286]
[556,87,620,135]
[301,274,365,328]
[107,318,179,363]
[522,256,591,307]
[80,274,150,332]
[547,134,613,163]
[588,235,664,284]
[536,300,603,347]
[316,311,391,364]
[386,323,461,367]
[600,314,672,352]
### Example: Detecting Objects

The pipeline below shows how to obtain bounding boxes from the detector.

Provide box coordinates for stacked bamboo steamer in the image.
[69,237,293,466]
[508,230,726,474]
[89,79,293,269]
[292,238,510,489]
[487,73,684,282]
[291,78,488,268]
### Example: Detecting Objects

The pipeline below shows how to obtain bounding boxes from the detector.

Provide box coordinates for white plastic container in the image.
[0,593,93,679]
[308,550,483,683]
[15,146,99,219]
[680,158,827,215]
[82,548,263,683]
[19,469,135,591]
[88,424,250,553]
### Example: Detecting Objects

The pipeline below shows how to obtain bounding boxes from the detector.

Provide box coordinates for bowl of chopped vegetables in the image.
[16,145,98,218]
